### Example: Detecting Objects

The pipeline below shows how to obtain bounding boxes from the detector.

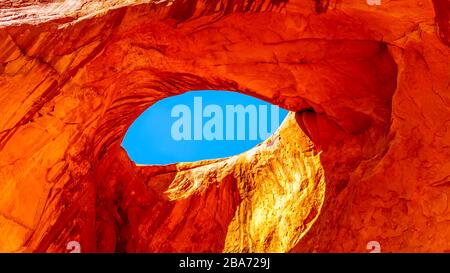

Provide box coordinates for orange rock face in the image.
[0,0,449,252]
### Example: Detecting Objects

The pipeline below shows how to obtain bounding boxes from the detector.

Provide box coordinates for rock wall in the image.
[0,0,449,252]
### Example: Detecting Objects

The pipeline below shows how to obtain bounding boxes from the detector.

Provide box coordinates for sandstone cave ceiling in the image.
[0,0,448,252]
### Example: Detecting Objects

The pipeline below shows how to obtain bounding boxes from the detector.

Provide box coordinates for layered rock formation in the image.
[0,0,449,252]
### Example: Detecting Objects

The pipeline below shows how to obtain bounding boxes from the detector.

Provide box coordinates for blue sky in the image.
[121,90,288,165]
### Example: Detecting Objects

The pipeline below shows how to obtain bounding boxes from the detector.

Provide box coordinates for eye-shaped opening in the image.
[122,90,288,165]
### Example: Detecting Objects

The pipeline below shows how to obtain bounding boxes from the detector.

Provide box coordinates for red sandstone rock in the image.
[0,0,448,252]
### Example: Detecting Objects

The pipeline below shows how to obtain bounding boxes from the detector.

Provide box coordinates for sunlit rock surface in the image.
[0,0,449,252]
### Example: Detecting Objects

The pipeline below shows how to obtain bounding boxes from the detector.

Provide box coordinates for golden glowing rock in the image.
[222,114,325,253]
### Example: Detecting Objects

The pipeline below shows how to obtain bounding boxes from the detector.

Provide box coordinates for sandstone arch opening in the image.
[2,0,449,254]
[121,90,288,165]
[110,90,325,253]
[108,112,327,253]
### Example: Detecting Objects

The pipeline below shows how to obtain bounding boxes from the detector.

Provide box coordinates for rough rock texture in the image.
[0,0,449,252]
